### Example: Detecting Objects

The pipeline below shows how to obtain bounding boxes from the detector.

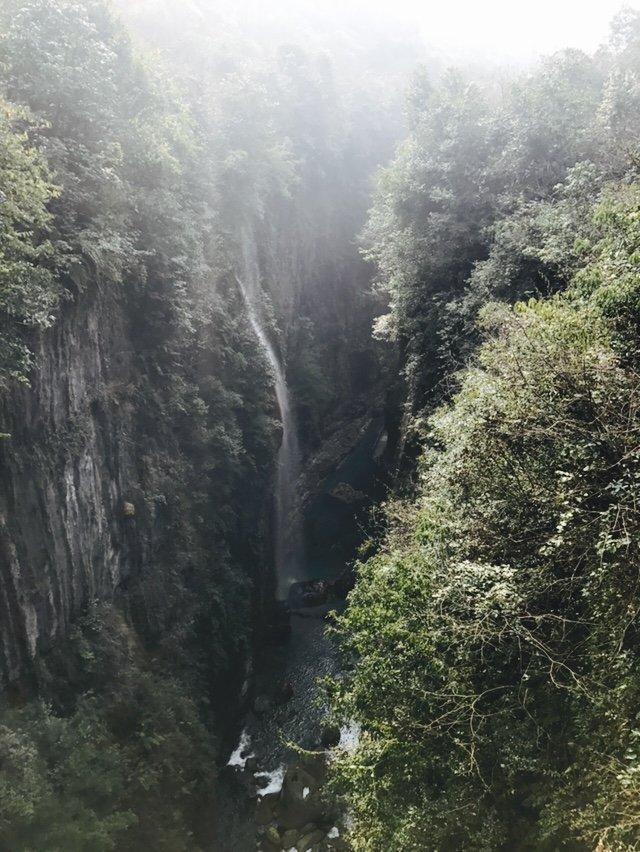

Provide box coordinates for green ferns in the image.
[330,190,640,850]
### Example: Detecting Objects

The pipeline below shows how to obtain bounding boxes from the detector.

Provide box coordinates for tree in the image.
[0,98,59,387]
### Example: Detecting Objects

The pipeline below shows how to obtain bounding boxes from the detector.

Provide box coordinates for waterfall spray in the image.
[237,235,303,599]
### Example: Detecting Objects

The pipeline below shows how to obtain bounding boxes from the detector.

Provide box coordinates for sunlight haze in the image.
[407,0,640,58]
[5,0,640,848]
[249,0,640,60]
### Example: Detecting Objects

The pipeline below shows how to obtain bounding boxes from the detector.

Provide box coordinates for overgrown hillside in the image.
[330,10,640,851]
[0,1,280,845]
[0,0,405,847]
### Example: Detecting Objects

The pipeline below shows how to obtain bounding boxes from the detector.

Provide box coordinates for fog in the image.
[126,0,640,64]
[390,0,640,59]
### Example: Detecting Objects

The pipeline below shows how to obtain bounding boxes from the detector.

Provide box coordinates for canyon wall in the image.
[0,261,278,700]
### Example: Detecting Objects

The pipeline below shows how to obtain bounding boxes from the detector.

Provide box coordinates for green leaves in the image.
[331,186,640,849]
[0,99,60,386]
[0,605,218,852]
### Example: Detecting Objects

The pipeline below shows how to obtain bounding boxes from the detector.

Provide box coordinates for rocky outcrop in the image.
[0,268,276,696]
[0,280,140,689]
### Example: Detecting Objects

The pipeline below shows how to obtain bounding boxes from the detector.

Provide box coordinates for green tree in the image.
[0,98,59,387]
[331,185,640,850]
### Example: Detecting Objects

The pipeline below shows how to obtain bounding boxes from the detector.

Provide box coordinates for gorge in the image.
[4,1,640,851]
[0,2,404,848]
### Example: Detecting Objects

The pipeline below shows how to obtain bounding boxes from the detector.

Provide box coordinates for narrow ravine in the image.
[217,599,346,851]
[4,4,639,851]
[217,241,359,851]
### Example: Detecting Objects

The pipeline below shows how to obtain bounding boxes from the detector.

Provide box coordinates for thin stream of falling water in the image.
[220,241,372,849]
[236,233,304,598]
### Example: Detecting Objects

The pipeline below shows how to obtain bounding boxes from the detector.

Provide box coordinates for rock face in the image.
[329,482,366,504]
[0,284,138,688]
[0,272,275,696]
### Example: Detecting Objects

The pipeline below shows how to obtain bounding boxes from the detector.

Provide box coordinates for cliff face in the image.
[0,0,396,709]
[0,216,392,697]
[0,265,278,698]
[1,280,128,685]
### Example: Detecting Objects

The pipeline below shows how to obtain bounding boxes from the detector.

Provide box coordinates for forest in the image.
[1,1,640,850]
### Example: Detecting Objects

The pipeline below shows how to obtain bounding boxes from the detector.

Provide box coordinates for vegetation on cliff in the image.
[330,11,640,850]
[1,605,217,851]
[0,0,406,847]
[0,2,276,845]
[5,0,640,849]
[0,99,60,388]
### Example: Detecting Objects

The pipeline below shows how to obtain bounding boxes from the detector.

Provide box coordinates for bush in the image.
[330,187,640,850]
[0,604,217,852]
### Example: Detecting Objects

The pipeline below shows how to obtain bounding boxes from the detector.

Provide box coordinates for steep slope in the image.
[329,12,640,850]
[0,0,279,702]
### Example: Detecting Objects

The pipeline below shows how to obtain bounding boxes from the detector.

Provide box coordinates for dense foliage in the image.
[0,99,60,388]
[0,0,410,847]
[8,0,640,848]
[0,604,218,851]
[331,12,640,850]
[364,14,640,419]
[0,1,282,845]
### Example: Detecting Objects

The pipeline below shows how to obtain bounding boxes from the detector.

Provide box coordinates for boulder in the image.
[281,828,300,847]
[297,830,325,851]
[265,826,281,845]
[278,765,325,828]
[289,580,329,608]
[282,767,317,808]
[329,482,366,504]
[320,724,341,749]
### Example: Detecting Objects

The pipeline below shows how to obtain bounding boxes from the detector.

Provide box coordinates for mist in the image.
[4,0,640,849]
[118,0,640,66]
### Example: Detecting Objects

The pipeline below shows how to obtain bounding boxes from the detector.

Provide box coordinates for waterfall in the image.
[237,235,303,599]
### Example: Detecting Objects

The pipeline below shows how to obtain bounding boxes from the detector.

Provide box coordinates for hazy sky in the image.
[146,1,640,66]
[397,0,640,59]
[249,0,640,63]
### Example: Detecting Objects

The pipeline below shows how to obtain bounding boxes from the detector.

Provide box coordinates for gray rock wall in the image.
[0,280,140,687]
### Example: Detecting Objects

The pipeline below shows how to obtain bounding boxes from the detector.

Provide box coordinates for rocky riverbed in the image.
[215,600,353,852]
[240,746,346,852]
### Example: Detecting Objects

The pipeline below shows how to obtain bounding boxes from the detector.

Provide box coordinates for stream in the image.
[215,598,344,851]
[216,239,382,851]
[214,414,383,851]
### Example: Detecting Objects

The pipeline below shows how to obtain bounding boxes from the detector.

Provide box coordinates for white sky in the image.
[387,0,640,59]
[177,1,640,64]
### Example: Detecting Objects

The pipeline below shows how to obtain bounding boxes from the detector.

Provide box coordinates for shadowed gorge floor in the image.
[217,417,384,850]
